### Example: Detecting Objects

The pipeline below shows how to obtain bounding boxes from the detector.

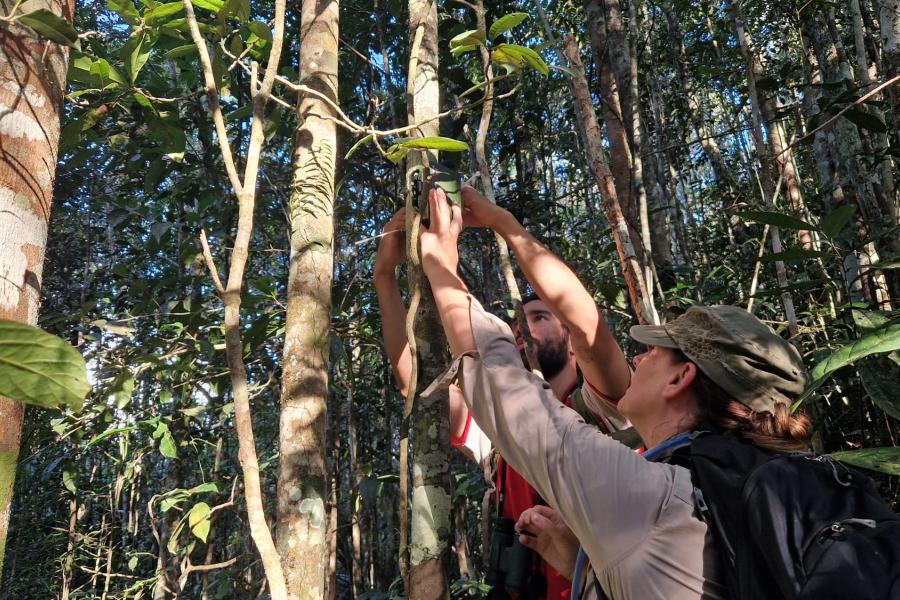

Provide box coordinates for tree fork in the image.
[185,0,289,589]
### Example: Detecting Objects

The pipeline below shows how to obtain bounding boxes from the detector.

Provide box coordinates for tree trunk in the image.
[663,5,731,194]
[628,0,672,291]
[801,7,900,298]
[0,0,74,573]
[878,0,900,127]
[853,0,897,213]
[731,0,815,251]
[276,0,339,596]
[401,0,452,596]
[562,35,655,325]
[582,0,643,268]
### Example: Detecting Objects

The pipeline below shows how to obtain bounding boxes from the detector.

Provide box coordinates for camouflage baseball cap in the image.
[629,306,808,413]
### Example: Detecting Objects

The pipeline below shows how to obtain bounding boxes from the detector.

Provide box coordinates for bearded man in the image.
[373,187,633,599]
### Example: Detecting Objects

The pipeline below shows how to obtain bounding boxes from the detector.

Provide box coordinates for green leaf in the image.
[399,136,469,152]
[735,210,816,232]
[190,0,224,12]
[842,108,888,133]
[144,2,183,24]
[160,493,187,512]
[385,144,409,164]
[107,0,140,24]
[188,482,218,495]
[0,320,88,412]
[128,556,138,571]
[819,204,856,239]
[18,9,78,46]
[871,259,900,270]
[488,13,529,40]
[851,309,891,332]
[549,64,577,78]
[830,447,900,477]
[458,79,489,98]
[759,249,827,263]
[858,358,900,421]
[241,21,272,58]
[799,322,900,405]
[123,32,155,83]
[163,44,197,59]
[449,29,486,48]
[450,44,479,58]
[220,0,250,22]
[86,426,136,448]
[167,519,185,553]
[344,133,373,159]
[112,373,135,409]
[188,502,211,542]
[159,431,178,458]
[493,43,548,75]
[62,468,77,494]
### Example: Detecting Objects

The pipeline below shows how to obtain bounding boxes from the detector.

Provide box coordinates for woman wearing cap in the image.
[419,187,811,600]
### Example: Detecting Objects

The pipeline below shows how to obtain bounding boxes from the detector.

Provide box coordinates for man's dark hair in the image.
[520,291,541,306]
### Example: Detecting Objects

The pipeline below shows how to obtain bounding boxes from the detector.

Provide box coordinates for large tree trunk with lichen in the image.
[275,0,339,596]
[0,0,73,574]
[399,0,452,596]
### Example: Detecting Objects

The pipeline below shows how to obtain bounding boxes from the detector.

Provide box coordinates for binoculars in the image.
[486,517,538,595]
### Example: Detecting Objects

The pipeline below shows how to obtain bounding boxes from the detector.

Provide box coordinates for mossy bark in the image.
[275,0,339,596]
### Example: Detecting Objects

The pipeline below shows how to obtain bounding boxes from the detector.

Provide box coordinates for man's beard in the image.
[520,335,569,379]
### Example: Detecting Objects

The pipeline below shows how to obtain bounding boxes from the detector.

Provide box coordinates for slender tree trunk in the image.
[878,0,900,126]
[183,0,289,592]
[731,0,815,250]
[0,0,74,572]
[473,0,542,374]
[663,5,730,194]
[801,7,900,298]
[582,0,643,269]
[275,0,339,596]
[628,0,671,293]
[562,35,655,325]
[401,0,452,596]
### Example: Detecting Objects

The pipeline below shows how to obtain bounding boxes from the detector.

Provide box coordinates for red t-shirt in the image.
[497,456,571,600]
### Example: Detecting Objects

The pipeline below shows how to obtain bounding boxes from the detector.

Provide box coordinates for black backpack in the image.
[673,431,900,600]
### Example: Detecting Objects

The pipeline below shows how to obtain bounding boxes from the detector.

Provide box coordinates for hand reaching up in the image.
[460,184,509,229]
[419,186,462,277]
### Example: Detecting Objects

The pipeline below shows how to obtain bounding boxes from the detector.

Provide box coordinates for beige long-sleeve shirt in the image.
[426,298,726,600]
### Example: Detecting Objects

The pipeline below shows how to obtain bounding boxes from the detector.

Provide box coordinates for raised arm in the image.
[420,187,675,567]
[374,209,413,397]
[374,208,469,440]
[461,186,630,401]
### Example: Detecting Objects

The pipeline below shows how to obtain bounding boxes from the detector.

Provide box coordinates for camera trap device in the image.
[412,162,462,227]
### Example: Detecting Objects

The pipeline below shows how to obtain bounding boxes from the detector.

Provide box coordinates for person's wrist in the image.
[422,253,458,281]
[492,208,517,236]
